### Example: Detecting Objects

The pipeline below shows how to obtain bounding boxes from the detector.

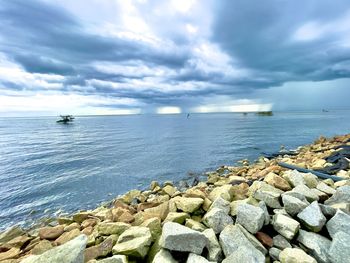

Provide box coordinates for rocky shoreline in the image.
[1,134,350,263]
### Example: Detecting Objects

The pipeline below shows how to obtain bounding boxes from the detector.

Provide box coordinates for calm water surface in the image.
[1,111,350,229]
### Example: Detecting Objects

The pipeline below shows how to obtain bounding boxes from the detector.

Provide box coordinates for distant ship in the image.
[56,115,74,124]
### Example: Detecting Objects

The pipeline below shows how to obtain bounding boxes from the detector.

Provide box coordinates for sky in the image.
[0,0,350,116]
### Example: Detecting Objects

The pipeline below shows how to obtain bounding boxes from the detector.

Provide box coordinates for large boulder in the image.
[112,226,152,258]
[236,203,265,234]
[21,234,87,263]
[326,210,350,238]
[152,249,177,263]
[279,248,317,263]
[209,197,230,214]
[282,170,306,187]
[271,214,300,240]
[208,185,234,201]
[202,208,233,234]
[219,224,265,260]
[282,195,309,216]
[202,228,222,262]
[159,222,208,254]
[324,185,350,206]
[292,185,319,202]
[252,182,283,209]
[84,236,114,262]
[264,172,292,191]
[39,225,64,240]
[297,230,331,263]
[328,231,350,263]
[297,201,326,232]
[174,197,204,213]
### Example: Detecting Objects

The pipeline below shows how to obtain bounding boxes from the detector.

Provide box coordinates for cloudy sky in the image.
[0,0,350,116]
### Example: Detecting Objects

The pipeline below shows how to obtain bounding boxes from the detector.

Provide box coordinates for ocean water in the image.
[1,111,350,229]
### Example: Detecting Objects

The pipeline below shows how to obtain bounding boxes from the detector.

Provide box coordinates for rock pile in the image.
[0,134,349,262]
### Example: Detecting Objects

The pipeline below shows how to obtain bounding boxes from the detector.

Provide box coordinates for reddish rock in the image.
[39,225,64,240]
[81,219,98,229]
[255,232,273,247]
[84,236,114,262]
[82,226,93,236]
[137,202,160,212]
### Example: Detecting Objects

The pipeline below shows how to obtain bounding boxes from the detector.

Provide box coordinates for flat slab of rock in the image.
[21,234,87,263]
[297,201,326,232]
[326,210,350,238]
[159,222,208,254]
[0,226,24,244]
[297,230,331,263]
[329,231,350,263]
[112,226,152,258]
[279,248,317,263]
[272,214,300,240]
[236,203,264,234]
[97,222,129,236]
[202,207,233,234]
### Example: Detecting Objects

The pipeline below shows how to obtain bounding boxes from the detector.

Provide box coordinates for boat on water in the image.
[56,115,74,124]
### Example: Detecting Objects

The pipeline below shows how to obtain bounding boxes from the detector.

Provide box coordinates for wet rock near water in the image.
[0,133,350,262]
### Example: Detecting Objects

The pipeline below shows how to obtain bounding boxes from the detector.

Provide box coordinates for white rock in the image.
[236,203,265,234]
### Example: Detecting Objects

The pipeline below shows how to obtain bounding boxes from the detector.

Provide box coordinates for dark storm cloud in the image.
[0,0,189,73]
[212,0,350,84]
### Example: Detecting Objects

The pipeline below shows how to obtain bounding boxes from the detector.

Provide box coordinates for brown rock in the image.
[73,212,92,223]
[6,235,31,248]
[137,202,161,212]
[255,232,273,247]
[54,229,80,245]
[82,226,94,236]
[39,225,64,240]
[64,222,81,232]
[84,236,114,262]
[31,240,53,255]
[231,183,249,201]
[0,247,20,261]
[142,202,169,221]
[81,219,98,229]
[264,172,292,191]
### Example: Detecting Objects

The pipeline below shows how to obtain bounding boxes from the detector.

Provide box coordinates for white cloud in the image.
[156,106,182,114]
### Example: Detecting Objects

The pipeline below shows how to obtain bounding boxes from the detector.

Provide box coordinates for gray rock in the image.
[209,197,230,214]
[328,231,350,263]
[297,201,326,232]
[219,224,265,261]
[236,203,265,234]
[317,182,336,195]
[273,235,291,250]
[253,183,283,209]
[97,255,128,263]
[259,201,270,225]
[319,204,336,218]
[21,234,87,263]
[202,229,222,262]
[297,229,331,263]
[271,214,300,240]
[202,207,233,234]
[326,210,350,238]
[222,245,265,263]
[159,222,208,254]
[152,249,177,263]
[282,191,309,203]
[282,195,309,216]
[325,185,350,206]
[279,248,317,263]
[269,247,281,261]
[283,170,306,187]
[187,253,214,263]
[236,224,267,255]
[112,226,152,258]
[292,185,319,202]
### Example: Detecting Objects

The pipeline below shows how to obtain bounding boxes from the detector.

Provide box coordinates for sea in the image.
[1,111,350,230]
